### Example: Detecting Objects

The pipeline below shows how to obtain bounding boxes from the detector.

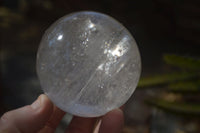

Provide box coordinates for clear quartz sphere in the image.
[37,11,141,117]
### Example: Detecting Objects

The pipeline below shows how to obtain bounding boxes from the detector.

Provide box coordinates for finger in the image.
[120,105,125,110]
[39,106,65,133]
[99,109,124,133]
[0,94,53,133]
[65,116,97,133]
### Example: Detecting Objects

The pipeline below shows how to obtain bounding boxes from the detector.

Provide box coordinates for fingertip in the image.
[29,94,54,125]
[120,105,125,110]
[21,94,54,132]
[33,94,54,114]
[99,108,124,133]
[41,106,65,132]
[109,108,124,116]
[0,94,54,133]
[66,116,98,133]
[105,108,124,126]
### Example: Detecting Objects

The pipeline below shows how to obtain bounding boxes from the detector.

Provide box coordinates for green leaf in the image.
[163,54,200,71]
[0,7,24,28]
[146,98,200,117]
[138,72,198,88]
[168,80,200,93]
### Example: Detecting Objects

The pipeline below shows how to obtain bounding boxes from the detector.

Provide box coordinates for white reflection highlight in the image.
[97,63,104,70]
[110,37,128,57]
[89,23,95,29]
[116,63,125,73]
[87,20,96,31]
[57,34,63,40]
[111,45,122,56]
[97,36,129,75]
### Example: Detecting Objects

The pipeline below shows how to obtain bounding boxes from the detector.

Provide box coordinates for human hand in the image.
[0,94,124,133]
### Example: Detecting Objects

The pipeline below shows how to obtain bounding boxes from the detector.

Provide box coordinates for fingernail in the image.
[31,96,41,109]
[110,108,123,114]
[113,108,122,112]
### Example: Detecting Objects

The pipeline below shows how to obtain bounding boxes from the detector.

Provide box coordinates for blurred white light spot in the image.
[89,23,95,29]
[57,35,63,40]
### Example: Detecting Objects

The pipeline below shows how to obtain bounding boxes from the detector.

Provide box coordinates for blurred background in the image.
[0,0,200,132]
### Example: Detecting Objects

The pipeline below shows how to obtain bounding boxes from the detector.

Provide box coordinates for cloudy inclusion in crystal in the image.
[36,11,141,117]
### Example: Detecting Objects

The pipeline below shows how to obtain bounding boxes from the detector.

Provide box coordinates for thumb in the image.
[0,94,53,133]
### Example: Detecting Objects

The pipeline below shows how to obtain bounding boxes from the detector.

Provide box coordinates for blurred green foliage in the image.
[0,7,24,28]
[164,54,200,71]
[139,54,200,117]
[146,98,200,116]
[168,80,200,93]
[138,72,198,88]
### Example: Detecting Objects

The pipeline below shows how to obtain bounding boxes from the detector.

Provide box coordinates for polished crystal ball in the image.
[36,11,141,117]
